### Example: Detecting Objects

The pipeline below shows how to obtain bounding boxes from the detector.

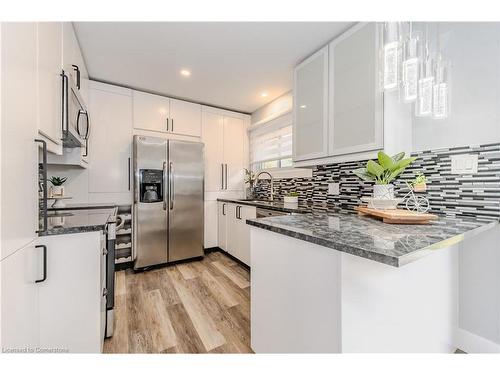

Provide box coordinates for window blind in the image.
[250,112,292,166]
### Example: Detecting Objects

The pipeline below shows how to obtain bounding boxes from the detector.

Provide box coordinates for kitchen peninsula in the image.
[247,210,498,353]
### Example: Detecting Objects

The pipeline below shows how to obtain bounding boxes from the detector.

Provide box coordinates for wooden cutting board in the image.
[355,206,438,224]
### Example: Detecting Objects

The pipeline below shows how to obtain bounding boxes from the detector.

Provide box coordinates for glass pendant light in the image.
[432,26,450,119]
[401,24,420,103]
[432,59,449,119]
[415,26,434,117]
[383,22,400,91]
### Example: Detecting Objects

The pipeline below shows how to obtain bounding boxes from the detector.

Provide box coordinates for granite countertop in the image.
[39,207,117,236]
[246,209,498,267]
[217,198,312,214]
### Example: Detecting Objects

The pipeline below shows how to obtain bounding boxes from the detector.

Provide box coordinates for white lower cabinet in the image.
[218,201,228,251]
[37,231,105,353]
[218,202,256,266]
[1,242,40,351]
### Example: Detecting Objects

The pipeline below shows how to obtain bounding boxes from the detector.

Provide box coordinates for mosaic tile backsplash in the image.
[254,143,500,222]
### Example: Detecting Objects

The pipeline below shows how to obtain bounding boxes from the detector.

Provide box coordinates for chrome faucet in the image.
[256,171,274,201]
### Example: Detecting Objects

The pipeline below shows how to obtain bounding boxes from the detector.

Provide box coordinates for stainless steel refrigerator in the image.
[133,136,204,269]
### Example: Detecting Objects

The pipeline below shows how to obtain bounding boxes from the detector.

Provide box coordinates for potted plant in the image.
[353,151,416,200]
[244,168,256,199]
[284,191,299,204]
[48,176,67,197]
[411,172,427,192]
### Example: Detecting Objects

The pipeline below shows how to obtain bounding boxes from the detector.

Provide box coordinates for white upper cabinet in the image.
[329,22,383,156]
[88,82,133,197]
[133,91,201,137]
[223,115,246,191]
[293,45,329,162]
[170,98,202,137]
[62,22,89,106]
[202,111,225,191]
[1,22,39,259]
[37,22,63,151]
[133,90,170,133]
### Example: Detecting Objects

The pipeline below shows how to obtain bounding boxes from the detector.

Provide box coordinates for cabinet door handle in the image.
[35,139,48,233]
[166,117,169,132]
[71,64,81,90]
[221,164,224,190]
[128,157,131,191]
[61,71,69,135]
[171,118,174,132]
[222,203,226,215]
[35,245,47,283]
[237,206,242,220]
[224,164,228,190]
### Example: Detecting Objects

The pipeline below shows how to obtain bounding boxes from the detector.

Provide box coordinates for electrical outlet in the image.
[328,182,340,195]
[451,154,478,174]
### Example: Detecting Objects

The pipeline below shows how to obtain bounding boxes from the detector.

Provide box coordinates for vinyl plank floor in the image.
[103,251,253,354]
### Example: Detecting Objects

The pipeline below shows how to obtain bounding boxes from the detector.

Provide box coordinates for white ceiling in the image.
[74,22,354,114]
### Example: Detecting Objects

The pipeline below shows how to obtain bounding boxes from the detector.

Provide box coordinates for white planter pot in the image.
[373,184,394,200]
[50,185,64,197]
[284,196,298,204]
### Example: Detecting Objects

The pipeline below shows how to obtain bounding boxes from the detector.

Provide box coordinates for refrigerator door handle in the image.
[169,161,174,210]
[163,161,167,210]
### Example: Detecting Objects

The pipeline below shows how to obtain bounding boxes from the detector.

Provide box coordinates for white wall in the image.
[413,22,500,151]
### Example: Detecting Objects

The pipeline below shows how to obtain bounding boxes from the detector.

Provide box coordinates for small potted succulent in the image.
[353,151,416,200]
[284,191,299,204]
[244,168,256,199]
[411,172,427,192]
[48,176,67,197]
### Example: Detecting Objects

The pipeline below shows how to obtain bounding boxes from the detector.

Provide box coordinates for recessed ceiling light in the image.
[260,92,268,98]
[300,104,307,109]
[180,69,191,77]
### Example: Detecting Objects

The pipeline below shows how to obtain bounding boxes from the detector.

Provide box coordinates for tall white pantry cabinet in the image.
[202,107,250,249]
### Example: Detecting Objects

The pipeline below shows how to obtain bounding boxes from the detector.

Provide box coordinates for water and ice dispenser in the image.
[139,169,163,203]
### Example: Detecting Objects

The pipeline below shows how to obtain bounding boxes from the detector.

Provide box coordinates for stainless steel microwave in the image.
[61,69,90,151]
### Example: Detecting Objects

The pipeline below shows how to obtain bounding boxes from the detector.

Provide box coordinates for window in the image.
[250,112,292,171]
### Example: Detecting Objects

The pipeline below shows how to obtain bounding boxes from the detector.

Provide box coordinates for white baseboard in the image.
[455,328,500,353]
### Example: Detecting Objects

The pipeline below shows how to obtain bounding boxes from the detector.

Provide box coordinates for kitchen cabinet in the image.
[202,109,248,192]
[37,22,63,153]
[329,22,383,156]
[62,22,90,106]
[292,23,385,166]
[133,90,170,133]
[293,45,329,162]
[0,242,40,350]
[133,91,201,137]
[221,202,256,266]
[0,22,39,259]
[203,111,225,191]
[37,231,105,353]
[88,81,133,201]
[170,98,202,137]
[218,201,228,251]
[224,116,246,191]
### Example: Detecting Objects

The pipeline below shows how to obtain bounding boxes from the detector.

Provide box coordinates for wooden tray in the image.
[355,206,438,224]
